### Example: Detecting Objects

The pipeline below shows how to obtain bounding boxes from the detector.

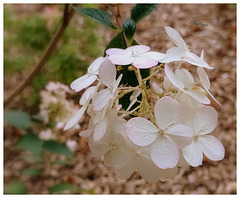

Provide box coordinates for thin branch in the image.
[4,4,77,107]
[107,4,129,47]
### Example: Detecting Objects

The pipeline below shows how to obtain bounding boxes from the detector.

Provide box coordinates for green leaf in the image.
[42,140,73,158]
[74,7,116,30]
[4,182,27,194]
[131,4,158,23]
[49,183,77,194]
[15,133,43,154]
[21,168,42,177]
[123,19,136,44]
[4,110,33,130]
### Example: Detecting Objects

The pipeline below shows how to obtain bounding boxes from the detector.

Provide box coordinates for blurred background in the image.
[4,4,236,194]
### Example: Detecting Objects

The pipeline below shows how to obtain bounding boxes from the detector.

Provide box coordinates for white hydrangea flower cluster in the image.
[65,26,225,182]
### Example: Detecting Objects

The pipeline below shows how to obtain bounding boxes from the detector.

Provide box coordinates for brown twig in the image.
[4,4,77,107]
[106,4,129,47]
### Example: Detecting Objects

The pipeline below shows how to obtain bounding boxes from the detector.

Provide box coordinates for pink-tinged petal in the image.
[79,86,96,105]
[175,68,194,87]
[138,157,162,183]
[92,89,112,111]
[198,135,225,161]
[94,115,108,141]
[132,56,158,69]
[125,45,150,54]
[70,74,97,92]
[182,140,203,167]
[79,129,94,138]
[64,106,87,130]
[107,54,134,65]
[87,57,105,75]
[164,26,188,50]
[194,106,218,135]
[154,96,181,130]
[99,58,116,87]
[106,48,128,56]
[126,117,158,146]
[184,51,213,69]
[166,46,184,60]
[151,136,179,169]
[165,124,193,148]
[164,65,184,89]
[197,67,210,90]
[143,51,165,61]
[186,89,210,104]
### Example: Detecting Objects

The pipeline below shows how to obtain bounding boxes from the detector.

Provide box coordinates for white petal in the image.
[194,106,218,135]
[92,89,112,111]
[113,73,123,92]
[106,48,127,56]
[70,74,97,92]
[175,68,194,87]
[79,129,93,138]
[132,56,158,69]
[200,49,205,59]
[88,134,108,156]
[206,89,221,105]
[165,124,193,148]
[99,58,116,87]
[64,106,87,130]
[165,26,188,50]
[138,157,162,183]
[143,51,165,61]
[114,159,137,180]
[198,135,225,161]
[125,45,150,54]
[197,67,210,90]
[154,96,181,130]
[151,137,179,169]
[186,89,210,104]
[87,57,105,75]
[106,48,134,65]
[184,51,213,69]
[182,141,203,167]
[79,86,96,105]
[126,89,141,111]
[111,148,135,170]
[163,75,173,90]
[93,115,108,141]
[164,65,184,89]
[126,117,158,146]
[166,46,184,60]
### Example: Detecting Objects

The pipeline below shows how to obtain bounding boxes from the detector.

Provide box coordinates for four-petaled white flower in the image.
[162,26,213,69]
[164,65,211,104]
[64,25,224,182]
[182,106,225,167]
[70,57,105,92]
[106,45,165,69]
[126,96,193,169]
